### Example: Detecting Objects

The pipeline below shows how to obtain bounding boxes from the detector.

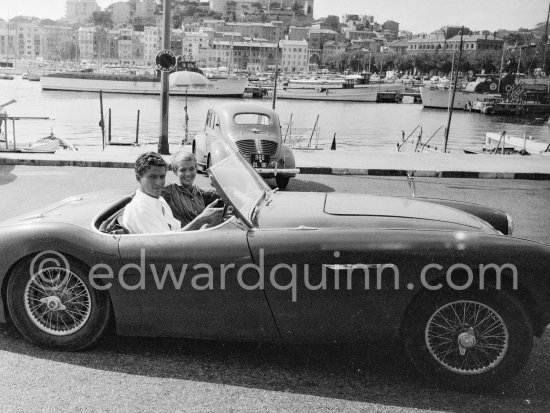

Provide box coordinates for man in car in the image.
[121,152,181,234]
[122,152,223,234]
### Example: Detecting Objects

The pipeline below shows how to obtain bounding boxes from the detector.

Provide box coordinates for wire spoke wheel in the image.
[23,266,91,336]
[425,300,509,375]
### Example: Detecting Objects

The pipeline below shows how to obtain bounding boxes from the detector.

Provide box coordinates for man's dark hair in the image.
[134,152,167,177]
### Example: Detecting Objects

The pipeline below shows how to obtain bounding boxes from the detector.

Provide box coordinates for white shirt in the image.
[122,189,181,234]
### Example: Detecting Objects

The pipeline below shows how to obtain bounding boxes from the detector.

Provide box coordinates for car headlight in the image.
[506,213,514,236]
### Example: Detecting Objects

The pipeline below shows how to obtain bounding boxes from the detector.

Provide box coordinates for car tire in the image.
[275,176,290,190]
[6,254,111,351]
[402,288,532,390]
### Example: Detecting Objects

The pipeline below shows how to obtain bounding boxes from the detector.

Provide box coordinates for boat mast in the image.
[443,27,464,153]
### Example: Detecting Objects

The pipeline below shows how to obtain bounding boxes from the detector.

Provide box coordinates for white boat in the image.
[41,59,247,97]
[41,71,247,97]
[19,132,76,153]
[482,132,550,155]
[275,85,379,102]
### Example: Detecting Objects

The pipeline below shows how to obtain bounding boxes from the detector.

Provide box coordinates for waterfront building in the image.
[117,28,133,64]
[308,29,343,52]
[408,31,503,53]
[66,0,100,24]
[407,33,447,53]
[208,39,277,71]
[280,39,308,73]
[78,26,95,60]
[0,21,16,61]
[446,33,503,52]
[41,25,76,61]
[224,21,284,43]
[388,39,409,54]
[182,31,210,66]
[143,26,161,66]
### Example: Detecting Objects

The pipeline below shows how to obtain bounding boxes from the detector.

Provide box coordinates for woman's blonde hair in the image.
[171,151,197,172]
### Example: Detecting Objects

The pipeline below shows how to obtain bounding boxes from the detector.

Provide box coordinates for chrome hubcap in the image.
[24,267,91,336]
[425,300,509,374]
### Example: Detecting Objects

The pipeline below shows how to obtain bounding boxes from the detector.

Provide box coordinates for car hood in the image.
[255,192,497,233]
[0,190,129,230]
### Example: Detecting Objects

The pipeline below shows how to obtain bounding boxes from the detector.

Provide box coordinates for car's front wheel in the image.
[7,254,111,351]
[403,288,533,390]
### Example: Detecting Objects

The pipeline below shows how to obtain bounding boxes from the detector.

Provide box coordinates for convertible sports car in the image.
[0,152,549,391]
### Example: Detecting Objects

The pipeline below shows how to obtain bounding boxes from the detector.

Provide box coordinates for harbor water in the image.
[2,77,549,153]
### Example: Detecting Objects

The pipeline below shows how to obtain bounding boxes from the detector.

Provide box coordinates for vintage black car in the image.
[192,103,299,189]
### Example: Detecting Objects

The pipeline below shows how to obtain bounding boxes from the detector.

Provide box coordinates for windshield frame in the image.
[208,152,270,228]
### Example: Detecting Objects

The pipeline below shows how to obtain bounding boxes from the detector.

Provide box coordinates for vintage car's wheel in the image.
[275,176,290,190]
[403,288,532,390]
[6,254,111,351]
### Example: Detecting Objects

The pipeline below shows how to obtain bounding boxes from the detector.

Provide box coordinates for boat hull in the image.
[275,86,379,102]
[420,86,500,110]
[40,73,247,97]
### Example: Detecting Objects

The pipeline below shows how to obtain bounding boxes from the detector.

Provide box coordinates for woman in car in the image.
[162,151,223,230]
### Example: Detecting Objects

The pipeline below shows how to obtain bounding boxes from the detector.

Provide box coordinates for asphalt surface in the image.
[0,165,550,412]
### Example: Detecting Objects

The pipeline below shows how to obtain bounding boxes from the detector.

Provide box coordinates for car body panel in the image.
[255,192,496,233]
[248,228,550,341]
[115,223,280,339]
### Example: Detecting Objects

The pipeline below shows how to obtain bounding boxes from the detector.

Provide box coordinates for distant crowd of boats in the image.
[3,59,550,116]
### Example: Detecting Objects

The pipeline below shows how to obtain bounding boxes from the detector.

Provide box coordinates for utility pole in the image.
[543,2,550,74]
[158,0,171,155]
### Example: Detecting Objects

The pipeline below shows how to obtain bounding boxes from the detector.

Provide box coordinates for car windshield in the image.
[209,153,269,226]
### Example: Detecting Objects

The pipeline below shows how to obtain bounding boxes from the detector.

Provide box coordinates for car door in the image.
[114,221,280,340]
[247,228,412,343]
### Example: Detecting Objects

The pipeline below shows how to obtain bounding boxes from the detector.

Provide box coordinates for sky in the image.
[2,0,548,33]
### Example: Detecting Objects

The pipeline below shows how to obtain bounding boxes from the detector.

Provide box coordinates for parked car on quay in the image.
[0,152,548,391]
[192,103,299,189]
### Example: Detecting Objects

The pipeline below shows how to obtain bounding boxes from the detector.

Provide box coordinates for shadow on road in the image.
[267,178,334,192]
[0,165,16,186]
[1,323,549,411]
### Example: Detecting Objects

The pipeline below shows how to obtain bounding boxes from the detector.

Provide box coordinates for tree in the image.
[90,11,113,28]
[323,15,340,32]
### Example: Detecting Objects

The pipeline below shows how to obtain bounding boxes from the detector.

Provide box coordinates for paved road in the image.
[0,165,549,412]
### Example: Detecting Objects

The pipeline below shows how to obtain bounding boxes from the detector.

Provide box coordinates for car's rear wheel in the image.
[275,176,290,190]
[402,288,532,390]
[7,253,111,351]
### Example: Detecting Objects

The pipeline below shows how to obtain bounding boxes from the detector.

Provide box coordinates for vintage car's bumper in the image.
[256,168,300,177]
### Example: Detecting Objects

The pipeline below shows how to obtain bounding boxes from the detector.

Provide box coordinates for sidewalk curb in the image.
[1,157,550,180]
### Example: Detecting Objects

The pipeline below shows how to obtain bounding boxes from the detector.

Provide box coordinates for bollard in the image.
[108,108,112,143]
[331,133,336,150]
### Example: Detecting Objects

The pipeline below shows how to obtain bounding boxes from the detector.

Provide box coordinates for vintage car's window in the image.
[233,113,272,126]
[209,153,269,226]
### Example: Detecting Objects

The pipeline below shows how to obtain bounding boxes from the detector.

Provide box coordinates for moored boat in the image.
[40,59,247,98]
[421,73,515,110]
